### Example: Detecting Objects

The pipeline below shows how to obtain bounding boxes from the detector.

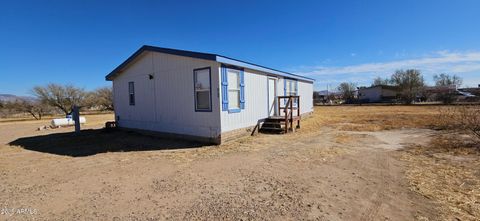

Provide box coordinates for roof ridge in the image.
[106,45,314,82]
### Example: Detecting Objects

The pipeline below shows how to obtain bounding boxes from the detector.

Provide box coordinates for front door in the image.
[268,78,277,116]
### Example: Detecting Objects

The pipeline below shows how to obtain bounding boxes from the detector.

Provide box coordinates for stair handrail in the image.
[284,97,291,133]
[276,95,300,133]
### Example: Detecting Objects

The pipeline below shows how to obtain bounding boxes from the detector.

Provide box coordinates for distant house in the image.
[357,85,400,103]
[424,85,457,94]
[313,90,342,104]
[425,85,478,102]
[106,45,314,144]
[458,85,480,97]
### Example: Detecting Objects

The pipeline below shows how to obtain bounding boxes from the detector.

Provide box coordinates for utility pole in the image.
[327,84,329,97]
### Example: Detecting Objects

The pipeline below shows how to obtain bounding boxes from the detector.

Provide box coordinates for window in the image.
[285,79,298,106]
[128,81,135,105]
[227,69,241,110]
[194,67,211,111]
[286,80,297,96]
[221,65,244,112]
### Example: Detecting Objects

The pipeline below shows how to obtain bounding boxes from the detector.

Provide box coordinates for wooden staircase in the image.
[258,96,301,134]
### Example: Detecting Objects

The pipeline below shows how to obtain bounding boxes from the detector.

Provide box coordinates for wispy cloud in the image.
[296,50,480,89]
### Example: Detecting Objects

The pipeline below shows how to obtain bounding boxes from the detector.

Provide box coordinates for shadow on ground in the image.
[8,129,207,157]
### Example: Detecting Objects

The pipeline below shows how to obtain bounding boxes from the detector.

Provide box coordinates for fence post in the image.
[73,106,80,134]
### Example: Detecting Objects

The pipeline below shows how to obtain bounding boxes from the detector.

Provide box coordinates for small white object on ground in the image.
[51,117,86,127]
[37,125,48,131]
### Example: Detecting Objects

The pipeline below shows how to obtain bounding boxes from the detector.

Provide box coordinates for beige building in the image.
[357,85,400,103]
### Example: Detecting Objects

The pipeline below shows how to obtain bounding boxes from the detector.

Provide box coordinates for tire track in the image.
[360,150,390,221]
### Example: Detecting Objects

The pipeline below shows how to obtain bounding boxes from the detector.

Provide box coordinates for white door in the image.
[268,78,277,116]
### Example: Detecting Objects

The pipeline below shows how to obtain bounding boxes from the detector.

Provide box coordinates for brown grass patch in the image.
[333,133,370,144]
[334,133,355,144]
[302,105,442,133]
[401,133,480,220]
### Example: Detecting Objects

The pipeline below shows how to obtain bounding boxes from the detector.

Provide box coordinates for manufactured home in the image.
[357,85,401,103]
[106,45,314,144]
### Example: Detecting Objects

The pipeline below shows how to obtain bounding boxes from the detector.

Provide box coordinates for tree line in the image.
[0,84,113,120]
[336,69,465,104]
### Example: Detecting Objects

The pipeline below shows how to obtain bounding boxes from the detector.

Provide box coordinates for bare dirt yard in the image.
[1,106,479,220]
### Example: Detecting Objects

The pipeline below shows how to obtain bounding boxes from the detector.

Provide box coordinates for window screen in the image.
[227,70,240,109]
[128,82,135,105]
[194,68,211,111]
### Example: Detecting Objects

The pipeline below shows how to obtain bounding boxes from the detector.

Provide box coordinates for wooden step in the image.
[262,122,282,127]
[260,126,285,131]
[259,127,286,134]
[267,116,301,121]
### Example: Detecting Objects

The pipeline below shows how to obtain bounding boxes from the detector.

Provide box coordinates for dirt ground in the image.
[0,106,478,220]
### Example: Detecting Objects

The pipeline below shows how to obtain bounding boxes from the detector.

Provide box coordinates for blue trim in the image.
[216,56,314,82]
[228,109,241,113]
[221,64,244,71]
[221,65,228,111]
[106,45,314,83]
[222,65,244,113]
[193,67,212,112]
[294,80,299,107]
[239,69,245,109]
[267,78,270,115]
[283,79,287,105]
[106,45,217,80]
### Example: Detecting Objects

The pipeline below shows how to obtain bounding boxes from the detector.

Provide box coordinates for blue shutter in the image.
[239,69,245,109]
[221,66,228,111]
[295,80,298,106]
[295,80,298,94]
[283,79,287,104]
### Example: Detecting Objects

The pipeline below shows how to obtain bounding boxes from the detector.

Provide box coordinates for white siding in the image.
[220,69,269,132]
[358,87,382,102]
[111,51,314,138]
[113,51,221,139]
[298,81,313,114]
[276,78,313,114]
[220,69,314,133]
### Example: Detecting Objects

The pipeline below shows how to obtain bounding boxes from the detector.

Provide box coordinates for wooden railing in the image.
[277,96,300,133]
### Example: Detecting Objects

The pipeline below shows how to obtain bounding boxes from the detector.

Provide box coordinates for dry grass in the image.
[303,105,442,132]
[2,105,479,220]
[4,105,479,220]
[0,111,113,123]
[309,105,480,220]
[401,133,480,220]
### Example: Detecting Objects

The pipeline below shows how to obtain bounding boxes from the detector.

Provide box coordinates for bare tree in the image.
[337,82,357,103]
[372,77,391,86]
[84,87,114,111]
[433,73,463,104]
[8,99,50,120]
[437,106,480,144]
[433,73,462,87]
[0,101,6,118]
[32,84,86,116]
[390,69,425,104]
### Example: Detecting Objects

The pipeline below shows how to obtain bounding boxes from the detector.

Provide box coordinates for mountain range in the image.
[0,94,36,102]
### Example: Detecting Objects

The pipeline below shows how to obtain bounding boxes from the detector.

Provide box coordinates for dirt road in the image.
[0,112,437,220]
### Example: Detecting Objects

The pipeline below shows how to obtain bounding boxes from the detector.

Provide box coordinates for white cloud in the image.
[296,50,480,89]
[298,51,480,76]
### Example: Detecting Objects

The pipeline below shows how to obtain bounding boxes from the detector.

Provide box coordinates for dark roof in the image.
[458,87,480,96]
[359,85,400,91]
[105,45,314,82]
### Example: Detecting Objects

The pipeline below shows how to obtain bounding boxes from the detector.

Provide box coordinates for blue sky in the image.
[1,0,480,95]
